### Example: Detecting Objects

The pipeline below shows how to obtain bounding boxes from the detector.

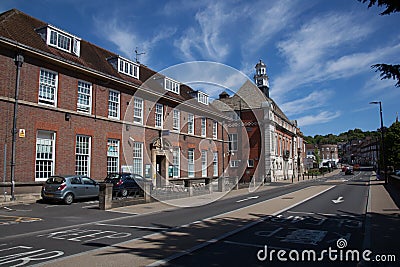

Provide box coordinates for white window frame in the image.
[39,68,58,106]
[213,152,218,177]
[248,159,254,168]
[49,29,71,52]
[117,57,139,79]
[188,113,194,135]
[77,80,92,114]
[171,147,180,178]
[45,26,81,56]
[133,97,143,124]
[213,121,218,139]
[173,109,180,131]
[75,135,91,176]
[188,149,195,178]
[165,78,180,94]
[230,160,240,168]
[197,91,209,105]
[108,89,120,119]
[201,118,207,137]
[201,150,207,177]
[132,142,143,176]
[35,131,56,181]
[107,139,119,174]
[155,103,163,128]
[228,133,238,151]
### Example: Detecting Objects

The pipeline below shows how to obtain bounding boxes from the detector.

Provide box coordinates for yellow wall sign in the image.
[19,129,25,138]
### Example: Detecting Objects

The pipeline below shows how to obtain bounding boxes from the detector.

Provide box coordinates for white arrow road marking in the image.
[236,196,259,203]
[332,196,344,204]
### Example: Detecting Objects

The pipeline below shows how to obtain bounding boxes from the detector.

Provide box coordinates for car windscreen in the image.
[46,176,65,184]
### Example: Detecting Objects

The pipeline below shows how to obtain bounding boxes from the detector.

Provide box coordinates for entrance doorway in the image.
[156,155,166,187]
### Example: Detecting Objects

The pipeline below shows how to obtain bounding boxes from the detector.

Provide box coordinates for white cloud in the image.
[360,72,400,98]
[296,111,341,127]
[174,2,237,61]
[272,12,379,100]
[280,89,334,116]
[159,61,248,98]
[92,14,175,64]
[243,0,312,56]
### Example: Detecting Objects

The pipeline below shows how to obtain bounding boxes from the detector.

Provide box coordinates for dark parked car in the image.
[41,175,99,204]
[104,173,148,197]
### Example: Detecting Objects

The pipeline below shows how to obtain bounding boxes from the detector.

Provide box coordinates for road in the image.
[0,170,393,266]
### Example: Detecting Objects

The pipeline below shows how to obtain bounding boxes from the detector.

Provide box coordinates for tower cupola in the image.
[253,59,270,97]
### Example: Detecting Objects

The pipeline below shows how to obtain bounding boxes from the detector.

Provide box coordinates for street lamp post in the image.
[369,101,387,184]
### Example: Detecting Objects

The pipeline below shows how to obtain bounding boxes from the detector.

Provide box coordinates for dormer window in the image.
[197,91,209,105]
[164,78,180,94]
[108,56,139,79]
[37,25,80,56]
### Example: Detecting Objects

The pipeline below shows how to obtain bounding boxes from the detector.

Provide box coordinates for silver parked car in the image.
[41,175,99,205]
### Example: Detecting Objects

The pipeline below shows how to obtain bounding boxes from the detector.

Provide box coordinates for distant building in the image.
[305,144,317,170]
[304,143,339,169]
[319,144,339,168]
[341,137,379,167]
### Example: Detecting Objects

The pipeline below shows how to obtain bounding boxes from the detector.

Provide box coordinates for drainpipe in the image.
[10,53,24,201]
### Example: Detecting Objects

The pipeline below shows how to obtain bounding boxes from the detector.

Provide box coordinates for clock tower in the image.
[253,59,270,98]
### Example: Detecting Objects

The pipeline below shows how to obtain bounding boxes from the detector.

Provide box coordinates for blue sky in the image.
[1,0,400,136]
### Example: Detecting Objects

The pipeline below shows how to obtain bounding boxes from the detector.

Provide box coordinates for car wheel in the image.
[120,189,128,197]
[64,193,74,205]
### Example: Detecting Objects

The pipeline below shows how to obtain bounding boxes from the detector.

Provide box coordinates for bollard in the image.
[188,181,194,197]
[218,177,225,192]
[144,182,152,203]
[205,178,212,194]
[235,177,239,190]
[99,183,113,210]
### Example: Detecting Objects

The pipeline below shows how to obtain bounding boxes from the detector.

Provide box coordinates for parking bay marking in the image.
[0,215,42,226]
[37,228,131,243]
[0,245,64,266]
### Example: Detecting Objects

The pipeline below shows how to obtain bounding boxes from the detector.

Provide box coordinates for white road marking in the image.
[81,205,99,209]
[95,223,170,231]
[332,196,344,204]
[32,186,336,267]
[286,211,314,215]
[236,196,259,203]
[224,240,292,251]
[44,205,58,209]
[147,185,336,267]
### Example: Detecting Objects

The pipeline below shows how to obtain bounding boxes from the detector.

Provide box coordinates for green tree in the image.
[358,0,400,15]
[313,148,321,168]
[358,0,400,87]
[385,121,400,169]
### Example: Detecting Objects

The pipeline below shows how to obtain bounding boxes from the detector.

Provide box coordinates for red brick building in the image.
[0,9,229,194]
[215,61,305,183]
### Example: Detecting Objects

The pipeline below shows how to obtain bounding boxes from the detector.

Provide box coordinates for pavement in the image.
[0,171,336,208]
[2,169,400,266]
[364,175,400,265]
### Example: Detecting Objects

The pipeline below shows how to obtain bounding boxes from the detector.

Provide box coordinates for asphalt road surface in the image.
[0,170,387,267]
